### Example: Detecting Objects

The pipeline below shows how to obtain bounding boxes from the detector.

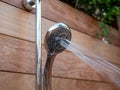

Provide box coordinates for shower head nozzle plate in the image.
[44,23,72,55]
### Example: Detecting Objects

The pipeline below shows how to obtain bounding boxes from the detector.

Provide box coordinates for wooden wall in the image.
[0,0,120,90]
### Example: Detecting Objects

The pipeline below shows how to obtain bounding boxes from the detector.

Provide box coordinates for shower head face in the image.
[44,23,72,55]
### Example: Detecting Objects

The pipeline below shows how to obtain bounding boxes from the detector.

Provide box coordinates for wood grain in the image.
[42,0,120,47]
[0,34,102,81]
[2,0,120,47]
[0,33,120,83]
[1,0,35,13]
[0,34,36,74]
[0,2,119,65]
[52,77,120,90]
[42,18,120,65]
[0,1,120,83]
[0,71,119,90]
[0,1,120,89]
[0,1,35,42]
[0,72,36,90]
[42,46,103,81]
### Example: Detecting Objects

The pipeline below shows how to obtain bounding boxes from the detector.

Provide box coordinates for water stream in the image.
[60,39,120,88]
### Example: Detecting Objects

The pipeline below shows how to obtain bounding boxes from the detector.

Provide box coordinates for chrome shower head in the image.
[44,23,72,90]
[44,23,72,55]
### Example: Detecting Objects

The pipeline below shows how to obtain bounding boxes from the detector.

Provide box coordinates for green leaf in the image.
[101,28,110,36]
[99,22,106,29]
[95,33,100,38]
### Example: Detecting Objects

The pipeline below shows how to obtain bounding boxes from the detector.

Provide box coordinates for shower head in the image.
[44,23,72,55]
[44,23,72,90]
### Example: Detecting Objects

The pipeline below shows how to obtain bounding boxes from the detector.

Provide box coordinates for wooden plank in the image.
[42,0,120,47]
[0,34,36,74]
[42,46,103,81]
[0,33,120,83]
[0,1,120,89]
[0,34,102,81]
[0,2,119,65]
[0,2,120,65]
[0,1,35,42]
[42,18,120,65]
[0,1,120,82]
[1,0,24,9]
[2,0,120,47]
[42,0,99,34]
[52,77,120,90]
[0,71,119,90]
[43,44,120,82]
[43,0,119,47]
[1,0,35,13]
[0,72,36,90]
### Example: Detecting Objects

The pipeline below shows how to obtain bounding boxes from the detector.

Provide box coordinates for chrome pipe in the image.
[36,0,42,90]
[22,0,42,90]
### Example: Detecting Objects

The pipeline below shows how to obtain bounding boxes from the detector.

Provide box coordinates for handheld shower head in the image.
[44,23,71,55]
[44,23,72,90]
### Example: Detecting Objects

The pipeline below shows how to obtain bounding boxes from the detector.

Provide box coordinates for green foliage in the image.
[72,0,120,23]
[62,0,120,37]
[99,22,110,37]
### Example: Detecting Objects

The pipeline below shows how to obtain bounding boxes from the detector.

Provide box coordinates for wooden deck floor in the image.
[0,0,120,90]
